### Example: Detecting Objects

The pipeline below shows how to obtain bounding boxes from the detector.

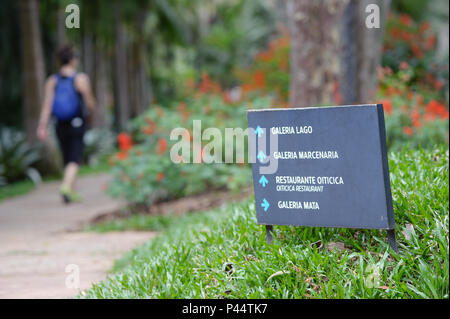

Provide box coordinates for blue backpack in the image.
[52,73,82,121]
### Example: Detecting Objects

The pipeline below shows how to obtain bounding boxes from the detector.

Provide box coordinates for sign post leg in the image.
[265,225,273,244]
[387,229,398,253]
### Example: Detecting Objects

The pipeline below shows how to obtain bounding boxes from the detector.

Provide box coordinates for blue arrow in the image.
[255,126,264,138]
[257,151,267,163]
[261,198,270,212]
[259,175,268,187]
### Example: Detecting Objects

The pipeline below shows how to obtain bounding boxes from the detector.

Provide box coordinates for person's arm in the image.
[75,73,96,117]
[37,76,56,141]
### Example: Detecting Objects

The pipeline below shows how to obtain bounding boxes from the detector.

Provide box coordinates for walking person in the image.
[37,44,96,203]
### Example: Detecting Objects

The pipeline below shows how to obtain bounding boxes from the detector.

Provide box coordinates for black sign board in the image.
[247,104,397,250]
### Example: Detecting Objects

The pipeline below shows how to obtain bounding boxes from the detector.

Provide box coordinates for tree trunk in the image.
[82,33,95,82]
[127,43,138,118]
[92,42,109,128]
[128,10,151,118]
[56,6,66,48]
[19,0,61,174]
[19,0,45,142]
[112,2,130,131]
[136,10,151,115]
[287,0,389,107]
[287,0,347,107]
[340,0,390,104]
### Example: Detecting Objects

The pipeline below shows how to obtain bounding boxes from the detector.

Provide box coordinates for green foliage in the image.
[0,180,35,202]
[235,29,290,104]
[391,0,430,21]
[107,94,273,209]
[84,147,449,299]
[382,12,448,96]
[385,109,448,151]
[0,128,42,185]
[195,0,278,85]
[147,0,278,103]
[377,59,449,151]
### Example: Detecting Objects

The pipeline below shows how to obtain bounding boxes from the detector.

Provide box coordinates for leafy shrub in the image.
[235,26,290,104]
[377,64,449,151]
[107,93,272,209]
[0,127,42,185]
[382,12,448,99]
[108,16,449,207]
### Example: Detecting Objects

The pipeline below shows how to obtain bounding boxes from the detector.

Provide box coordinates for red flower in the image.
[199,73,212,93]
[411,44,423,59]
[142,118,156,135]
[403,126,413,136]
[417,95,424,106]
[420,21,431,33]
[157,138,167,155]
[117,132,132,152]
[142,126,155,135]
[425,35,436,50]
[116,151,128,160]
[381,99,393,114]
[411,110,421,128]
[399,13,413,27]
[400,30,413,42]
[433,79,445,90]
[156,172,164,182]
[426,100,449,119]
[253,71,266,89]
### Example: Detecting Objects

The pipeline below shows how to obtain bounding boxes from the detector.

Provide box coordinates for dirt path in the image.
[0,174,156,299]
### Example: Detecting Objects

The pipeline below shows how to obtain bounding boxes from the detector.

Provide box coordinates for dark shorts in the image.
[55,118,85,166]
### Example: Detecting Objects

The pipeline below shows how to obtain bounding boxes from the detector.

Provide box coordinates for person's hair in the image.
[56,44,76,66]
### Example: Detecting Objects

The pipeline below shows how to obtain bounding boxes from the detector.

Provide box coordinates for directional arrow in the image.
[261,198,270,212]
[259,175,268,187]
[257,151,267,163]
[255,125,264,138]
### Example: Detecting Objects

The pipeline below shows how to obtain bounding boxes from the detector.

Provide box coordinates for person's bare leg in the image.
[62,162,79,191]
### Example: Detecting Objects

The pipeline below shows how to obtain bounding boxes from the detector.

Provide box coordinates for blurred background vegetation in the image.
[0,0,448,205]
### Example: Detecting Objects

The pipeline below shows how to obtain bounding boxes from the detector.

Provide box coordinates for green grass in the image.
[86,214,176,233]
[0,179,35,202]
[83,147,449,299]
